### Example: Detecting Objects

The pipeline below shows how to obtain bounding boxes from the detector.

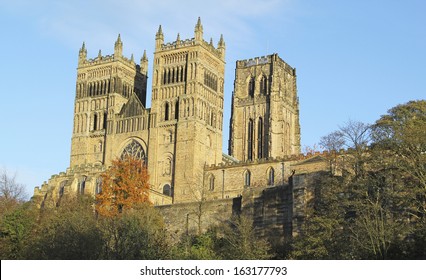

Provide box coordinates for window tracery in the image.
[121,140,146,161]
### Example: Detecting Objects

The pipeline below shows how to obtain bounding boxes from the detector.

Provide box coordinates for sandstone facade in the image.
[33,19,331,236]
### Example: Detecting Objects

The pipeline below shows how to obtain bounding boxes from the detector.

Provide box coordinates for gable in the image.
[119,93,146,118]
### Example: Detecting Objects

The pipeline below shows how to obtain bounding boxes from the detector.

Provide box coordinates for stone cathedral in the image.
[34,19,325,217]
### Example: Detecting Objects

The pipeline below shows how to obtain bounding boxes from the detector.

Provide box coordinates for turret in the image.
[78,42,87,65]
[176,33,181,47]
[155,25,164,49]
[217,34,226,60]
[114,34,123,57]
[194,17,203,42]
[140,50,148,75]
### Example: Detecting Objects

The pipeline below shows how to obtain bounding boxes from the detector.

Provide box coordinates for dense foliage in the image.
[291,100,426,259]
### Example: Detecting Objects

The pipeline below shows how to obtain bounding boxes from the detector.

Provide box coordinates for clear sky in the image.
[0,0,425,199]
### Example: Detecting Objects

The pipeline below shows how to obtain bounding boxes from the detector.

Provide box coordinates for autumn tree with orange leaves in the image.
[96,156,150,217]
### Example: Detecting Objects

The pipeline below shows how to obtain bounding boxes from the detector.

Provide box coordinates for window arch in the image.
[174,101,179,120]
[103,112,107,129]
[248,76,255,97]
[59,181,66,198]
[121,140,146,161]
[260,75,268,95]
[258,117,263,159]
[78,176,86,195]
[93,113,98,131]
[209,175,215,191]
[267,167,275,186]
[163,184,172,196]
[164,102,169,121]
[95,177,102,194]
[247,119,254,161]
[244,170,251,187]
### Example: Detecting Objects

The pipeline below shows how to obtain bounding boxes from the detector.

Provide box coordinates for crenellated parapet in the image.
[155,17,225,61]
[236,53,295,75]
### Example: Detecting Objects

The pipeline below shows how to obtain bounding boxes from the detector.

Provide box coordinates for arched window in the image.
[248,76,255,97]
[258,117,263,159]
[260,75,268,95]
[244,170,251,187]
[79,177,86,195]
[95,178,102,194]
[121,140,146,161]
[267,168,275,186]
[209,175,215,191]
[175,101,179,120]
[163,69,167,85]
[164,102,169,121]
[247,119,254,160]
[163,184,172,196]
[103,112,107,129]
[59,181,66,198]
[93,113,98,131]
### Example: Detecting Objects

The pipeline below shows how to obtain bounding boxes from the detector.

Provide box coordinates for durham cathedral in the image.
[34,18,330,236]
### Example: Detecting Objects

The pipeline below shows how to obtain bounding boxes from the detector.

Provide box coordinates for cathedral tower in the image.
[148,18,225,202]
[70,36,148,167]
[229,54,300,161]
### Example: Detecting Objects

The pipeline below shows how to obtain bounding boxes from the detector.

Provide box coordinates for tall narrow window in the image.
[59,181,66,198]
[267,168,275,186]
[261,75,268,95]
[164,102,169,121]
[93,113,98,130]
[258,117,263,159]
[247,119,254,160]
[95,178,102,194]
[209,175,215,191]
[175,101,179,120]
[163,70,167,85]
[244,170,251,187]
[103,112,107,129]
[79,177,86,195]
[248,76,255,97]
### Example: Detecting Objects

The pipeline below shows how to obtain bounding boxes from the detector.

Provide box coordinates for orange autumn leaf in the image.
[95,156,150,217]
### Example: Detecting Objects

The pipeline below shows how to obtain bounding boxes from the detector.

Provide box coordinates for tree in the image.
[319,131,345,152]
[173,230,220,260]
[219,215,272,259]
[30,195,104,259]
[0,202,38,259]
[96,156,150,217]
[0,169,27,216]
[100,203,170,259]
[372,100,426,193]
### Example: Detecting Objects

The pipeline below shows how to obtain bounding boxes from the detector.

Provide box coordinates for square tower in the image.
[70,36,148,167]
[148,18,226,202]
[229,54,301,161]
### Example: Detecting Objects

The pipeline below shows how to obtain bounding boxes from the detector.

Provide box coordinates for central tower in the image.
[148,18,226,202]
[229,54,301,161]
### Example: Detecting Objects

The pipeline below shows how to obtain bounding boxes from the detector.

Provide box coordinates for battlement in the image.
[236,53,295,73]
[206,150,337,171]
[237,55,271,68]
[159,38,224,60]
[79,53,138,69]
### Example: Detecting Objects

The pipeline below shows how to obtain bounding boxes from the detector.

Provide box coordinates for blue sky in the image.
[0,0,425,199]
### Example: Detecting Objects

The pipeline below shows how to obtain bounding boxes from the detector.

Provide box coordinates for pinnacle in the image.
[195,17,203,30]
